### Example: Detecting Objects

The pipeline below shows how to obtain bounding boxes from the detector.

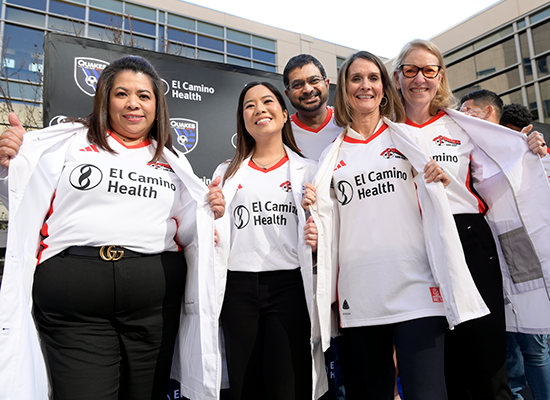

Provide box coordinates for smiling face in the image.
[346,58,384,119]
[243,84,288,142]
[395,48,442,116]
[285,62,329,113]
[108,70,156,144]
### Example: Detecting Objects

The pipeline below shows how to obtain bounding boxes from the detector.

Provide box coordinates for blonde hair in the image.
[392,39,457,116]
[334,51,405,127]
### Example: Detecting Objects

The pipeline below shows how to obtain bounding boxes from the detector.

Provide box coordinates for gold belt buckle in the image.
[100,245,124,261]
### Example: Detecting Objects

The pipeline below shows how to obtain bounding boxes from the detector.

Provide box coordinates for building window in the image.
[446,38,517,89]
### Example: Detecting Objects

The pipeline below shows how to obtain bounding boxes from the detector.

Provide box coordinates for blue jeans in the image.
[506,332,550,400]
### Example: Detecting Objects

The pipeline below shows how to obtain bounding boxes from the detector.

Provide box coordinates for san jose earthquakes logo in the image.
[433,135,461,147]
[280,181,292,192]
[74,57,109,96]
[335,180,353,205]
[170,118,198,154]
[233,205,250,229]
[380,148,407,160]
[69,164,103,190]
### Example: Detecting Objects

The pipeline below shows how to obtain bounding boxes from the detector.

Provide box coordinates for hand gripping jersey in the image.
[291,107,342,161]
[405,111,488,215]
[39,133,185,263]
[228,156,300,272]
[334,125,444,328]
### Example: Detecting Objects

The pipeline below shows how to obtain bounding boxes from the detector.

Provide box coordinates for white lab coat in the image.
[0,123,222,400]
[213,147,328,399]
[310,119,490,352]
[446,109,550,334]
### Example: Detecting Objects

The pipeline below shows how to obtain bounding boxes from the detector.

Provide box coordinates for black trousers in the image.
[33,250,186,400]
[445,213,513,400]
[220,268,312,400]
[338,316,448,400]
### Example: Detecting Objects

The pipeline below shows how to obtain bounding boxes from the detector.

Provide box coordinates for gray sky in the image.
[183,0,500,59]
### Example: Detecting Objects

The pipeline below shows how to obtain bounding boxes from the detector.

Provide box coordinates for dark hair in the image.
[500,103,533,128]
[334,51,406,127]
[283,54,327,88]
[460,89,503,120]
[77,55,176,163]
[223,81,303,183]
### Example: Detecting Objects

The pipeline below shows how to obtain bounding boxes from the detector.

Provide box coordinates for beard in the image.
[290,89,328,113]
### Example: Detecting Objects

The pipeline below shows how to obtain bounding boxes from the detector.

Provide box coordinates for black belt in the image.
[64,246,147,261]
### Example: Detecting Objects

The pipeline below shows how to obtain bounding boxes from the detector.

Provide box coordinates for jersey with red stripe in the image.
[39,133,185,263]
[228,156,300,272]
[290,106,342,161]
[334,125,445,327]
[406,111,487,215]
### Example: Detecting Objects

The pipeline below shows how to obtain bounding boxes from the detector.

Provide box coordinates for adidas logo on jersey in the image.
[79,144,99,153]
[433,135,461,147]
[334,160,346,171]
[280,181,292,192]
[380,148,407,160]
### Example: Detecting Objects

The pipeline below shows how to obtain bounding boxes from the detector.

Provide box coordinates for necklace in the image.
[251,150,285,170]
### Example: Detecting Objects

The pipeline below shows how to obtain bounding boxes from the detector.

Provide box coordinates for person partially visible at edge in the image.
[212,81,325,400]
[496,102,550,400]
[283,54,342,161]
[304,50,490,400]
[392,39,549,400]
[0,55,225,400]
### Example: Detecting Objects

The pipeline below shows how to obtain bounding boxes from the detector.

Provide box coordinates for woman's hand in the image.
[424,159,450,188]
[301,183,316,210]
[523,125,547,158]
[0,113,25,168]
[214,228,219,247]
[304,216,318,253]
[207,176,225,219]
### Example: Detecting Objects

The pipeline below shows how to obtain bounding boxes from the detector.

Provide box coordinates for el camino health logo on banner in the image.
[170,118,198,154]
[74,57,109,96]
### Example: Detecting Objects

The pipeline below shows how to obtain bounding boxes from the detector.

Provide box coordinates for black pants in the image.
[220,268,312,400]
[33,251,186,400]
[338,316,448,400]
[445,213,513,400]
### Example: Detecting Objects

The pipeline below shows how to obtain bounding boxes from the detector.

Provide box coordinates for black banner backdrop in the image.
[43,32,339,400]
[43,33,335,181]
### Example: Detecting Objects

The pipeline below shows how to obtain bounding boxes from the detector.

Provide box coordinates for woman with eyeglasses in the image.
[305,50,491,400]
[392,39,549,400]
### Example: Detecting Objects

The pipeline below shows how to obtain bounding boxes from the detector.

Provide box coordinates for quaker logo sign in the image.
[74,57,109,96]
[170,118,198,154]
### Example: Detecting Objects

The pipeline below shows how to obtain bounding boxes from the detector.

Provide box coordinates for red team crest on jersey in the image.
[433,135,461,147]
[148,162,174,173]
[280,181,292,192]
[430,287,443,302]
[380,148,407,160]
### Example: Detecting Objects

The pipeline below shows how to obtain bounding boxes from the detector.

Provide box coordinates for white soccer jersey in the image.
[334,124,445,328]
[228,156,300,272]
[406,111,488,215]
[38,133,185,263]
[291,107,342,161]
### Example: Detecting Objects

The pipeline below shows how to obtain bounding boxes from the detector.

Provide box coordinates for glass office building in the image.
[440,2,550,123]
[0,0,283,127]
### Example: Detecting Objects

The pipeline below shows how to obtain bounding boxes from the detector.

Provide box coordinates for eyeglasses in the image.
[399,64,442,79]
[288,75,325,91]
